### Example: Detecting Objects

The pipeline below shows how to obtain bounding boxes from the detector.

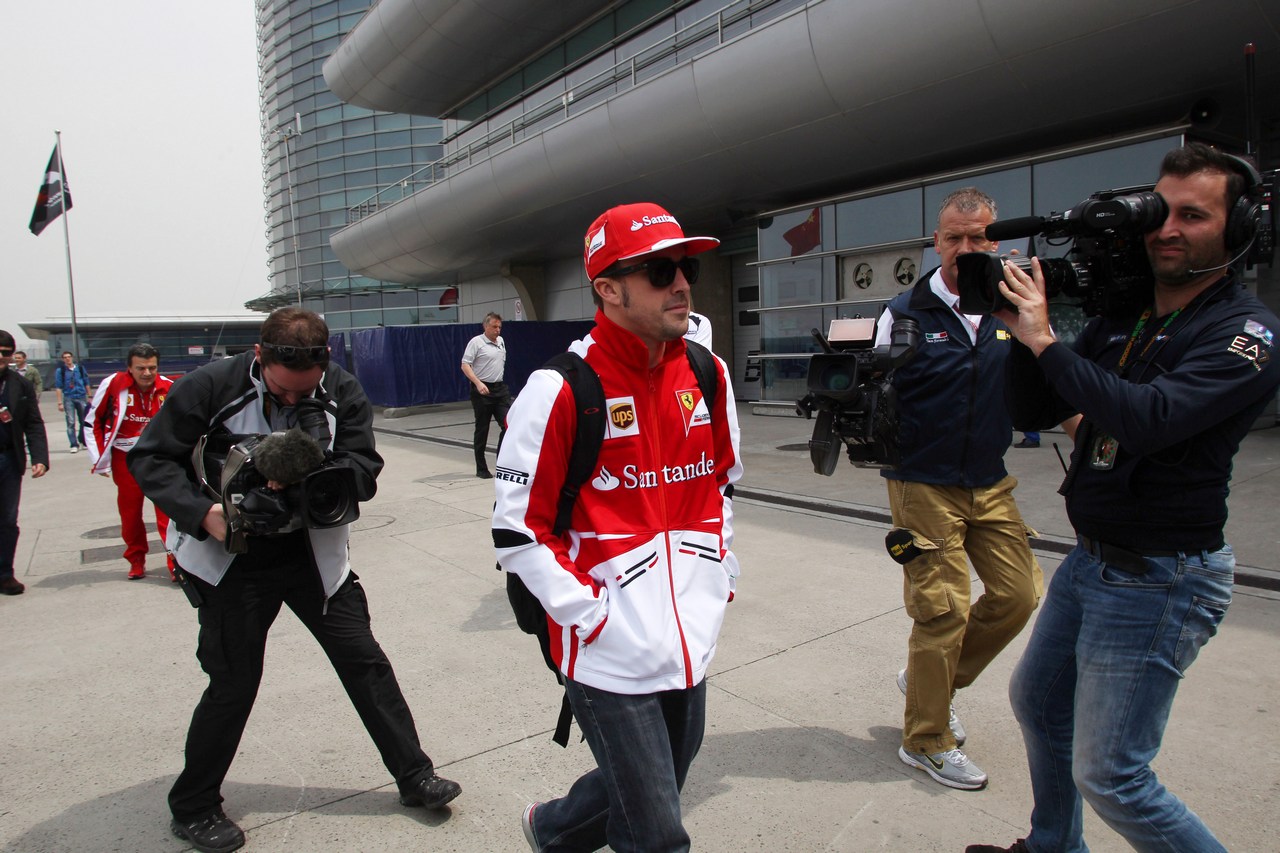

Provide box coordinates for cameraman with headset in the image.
[968,143,1280,853]
[875,187,1043,792]
[129,308,460,853]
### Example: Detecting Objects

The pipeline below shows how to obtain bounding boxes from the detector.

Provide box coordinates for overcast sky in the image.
[2,1,266,351]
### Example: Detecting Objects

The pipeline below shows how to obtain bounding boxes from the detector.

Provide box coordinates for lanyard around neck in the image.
[1116,307,1180,371]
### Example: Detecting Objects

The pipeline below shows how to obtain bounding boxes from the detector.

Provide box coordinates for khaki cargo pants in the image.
[887,475,1043,754]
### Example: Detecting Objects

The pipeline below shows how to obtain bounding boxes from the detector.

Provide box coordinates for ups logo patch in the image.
[610,402,635,430]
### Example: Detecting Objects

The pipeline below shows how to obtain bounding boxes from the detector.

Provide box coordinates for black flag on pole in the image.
[29,144,73,236]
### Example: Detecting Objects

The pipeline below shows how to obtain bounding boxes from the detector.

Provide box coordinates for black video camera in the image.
[796,316,920,474]
[956,187,1169,318]
[192,399,360,553]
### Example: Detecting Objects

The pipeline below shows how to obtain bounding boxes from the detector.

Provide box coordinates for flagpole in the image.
[55,130,82,363]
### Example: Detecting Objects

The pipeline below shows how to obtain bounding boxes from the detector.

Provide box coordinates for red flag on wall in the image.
[783,207,820,256]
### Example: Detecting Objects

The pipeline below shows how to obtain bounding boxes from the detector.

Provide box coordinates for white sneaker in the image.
[69,446,79,454]
[897,668,967,746]
[899,745,988,790]
[521,802,540,851]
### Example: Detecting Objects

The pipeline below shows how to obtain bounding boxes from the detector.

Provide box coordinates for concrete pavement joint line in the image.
[372,426,1276,589]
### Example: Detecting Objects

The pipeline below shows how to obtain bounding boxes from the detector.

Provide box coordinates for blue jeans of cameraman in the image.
[1010,540,1232,852]
[530,679,706,853]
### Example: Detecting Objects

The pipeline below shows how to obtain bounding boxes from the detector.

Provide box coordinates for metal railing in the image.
[346,0,801,224]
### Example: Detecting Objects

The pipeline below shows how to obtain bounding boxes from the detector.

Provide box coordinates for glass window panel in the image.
[759,209,828,261]
[566,18,614,63]
[524,46,565,89]
[619,0,673,32]
[376,147,412,167]
[336,153,373,172]
[383,290,417,308]
[344,116,375,136]
[1032,137,1175,215]
[344,134,375,153]
[836,188,922,249]
[374,113,411,131]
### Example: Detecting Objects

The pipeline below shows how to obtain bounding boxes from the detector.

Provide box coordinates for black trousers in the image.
[169,531,434,821]
[470,381,512,472]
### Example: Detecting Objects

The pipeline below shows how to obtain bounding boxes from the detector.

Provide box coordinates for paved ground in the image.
[2,396,1277,852]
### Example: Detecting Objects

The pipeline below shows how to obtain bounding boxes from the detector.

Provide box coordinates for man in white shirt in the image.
[460,313,511,478]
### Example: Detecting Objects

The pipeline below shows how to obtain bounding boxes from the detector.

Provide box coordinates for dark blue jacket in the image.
[1009,274,1280,551]
[881,269,1015,487]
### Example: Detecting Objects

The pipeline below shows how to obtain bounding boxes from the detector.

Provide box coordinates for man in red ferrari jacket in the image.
[85,343,175,580]
[494,202,743,852]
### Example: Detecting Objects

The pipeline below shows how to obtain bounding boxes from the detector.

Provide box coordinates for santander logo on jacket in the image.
[493,311,743,696]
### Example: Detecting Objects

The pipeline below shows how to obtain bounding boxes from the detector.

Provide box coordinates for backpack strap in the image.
[541,352,606,535]
[683,341,730,498]
[684,340,718,410]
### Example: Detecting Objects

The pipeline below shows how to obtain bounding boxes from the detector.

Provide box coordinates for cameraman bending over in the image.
[129,308,459,853]
[968,143,1280,853]
[875,187,1042,791]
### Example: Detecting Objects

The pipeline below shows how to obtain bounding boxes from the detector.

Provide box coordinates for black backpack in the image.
[503,341,720,746]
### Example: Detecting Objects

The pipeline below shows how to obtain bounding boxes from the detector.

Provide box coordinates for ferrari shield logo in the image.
[675,388,711,436]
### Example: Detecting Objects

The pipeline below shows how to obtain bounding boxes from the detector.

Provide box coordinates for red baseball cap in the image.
[583,202,720,280]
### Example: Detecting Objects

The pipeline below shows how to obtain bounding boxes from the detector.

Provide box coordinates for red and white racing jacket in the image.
[493,311,743,695]
[85,371,174,475]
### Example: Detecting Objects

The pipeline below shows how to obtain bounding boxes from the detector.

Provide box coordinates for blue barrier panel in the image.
[328,333,348,371]
[350,320,595,407]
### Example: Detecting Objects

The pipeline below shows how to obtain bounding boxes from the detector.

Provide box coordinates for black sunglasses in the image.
[0,348,13,357]
[261,342,329,367]
[605,256,699,288]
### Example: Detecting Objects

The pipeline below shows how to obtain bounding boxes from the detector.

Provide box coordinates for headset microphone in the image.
[1184,238,1257,278]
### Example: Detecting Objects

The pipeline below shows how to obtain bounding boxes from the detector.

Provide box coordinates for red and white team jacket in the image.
[85,371,174,475]
[493,310,743,695]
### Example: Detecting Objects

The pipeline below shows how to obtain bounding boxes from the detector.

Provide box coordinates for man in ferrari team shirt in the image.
[85,343,175,580]
[495,202,743,852]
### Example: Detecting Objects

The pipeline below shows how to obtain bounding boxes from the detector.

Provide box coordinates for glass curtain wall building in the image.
[253,0,458,333]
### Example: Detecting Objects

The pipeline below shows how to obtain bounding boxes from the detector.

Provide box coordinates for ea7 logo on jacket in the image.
[605,396,640,439]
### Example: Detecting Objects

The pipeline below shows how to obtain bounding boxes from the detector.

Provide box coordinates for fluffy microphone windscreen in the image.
[252,428,326,485]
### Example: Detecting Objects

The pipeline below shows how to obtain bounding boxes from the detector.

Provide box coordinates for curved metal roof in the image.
[329,0,1280,283]
[323,0,612,116]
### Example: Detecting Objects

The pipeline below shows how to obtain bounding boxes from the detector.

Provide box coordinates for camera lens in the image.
[303,468,353,527]
[817,361,856,393]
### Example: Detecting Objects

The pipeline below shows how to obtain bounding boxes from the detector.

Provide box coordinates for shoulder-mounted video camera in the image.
[957,165,1277,318]
[796,316,920,474]
[192,398,360,553]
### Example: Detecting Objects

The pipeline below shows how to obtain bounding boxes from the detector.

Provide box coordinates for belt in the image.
[1078,536,1221,576]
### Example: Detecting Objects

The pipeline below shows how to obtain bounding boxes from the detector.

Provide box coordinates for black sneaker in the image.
[476,469,494,479]
[170,810,245,853]
[966,840,1030,853]
[400,773,462,809]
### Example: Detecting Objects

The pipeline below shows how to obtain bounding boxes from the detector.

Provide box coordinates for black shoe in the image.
[0,577,25,595]
[966,840,1030,853]
[476,469,493,479]
[170,810,245,853]
[400,773,462,809]
[1013,439,1040,449]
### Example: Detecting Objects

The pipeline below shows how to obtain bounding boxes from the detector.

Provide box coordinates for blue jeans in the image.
[1010,541,1232,852]
[531,679,706,853]
[0,452,21,579]
[63,397,88,449]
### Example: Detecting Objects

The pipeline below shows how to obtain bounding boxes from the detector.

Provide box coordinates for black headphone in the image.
[1222,152,1264,256]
